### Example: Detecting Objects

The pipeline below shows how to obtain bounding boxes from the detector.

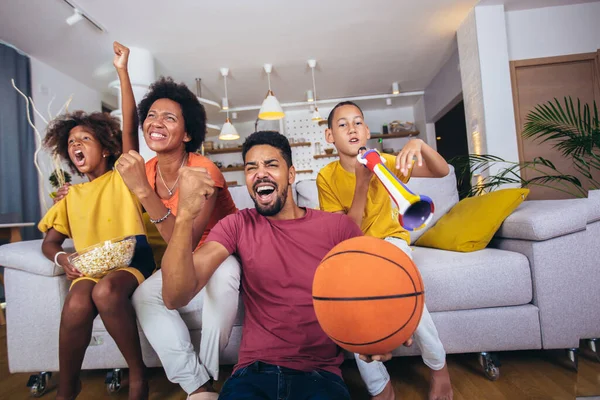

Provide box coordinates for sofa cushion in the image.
[416,188,529,252]
[0,239,73,276]
[412,246,532,312]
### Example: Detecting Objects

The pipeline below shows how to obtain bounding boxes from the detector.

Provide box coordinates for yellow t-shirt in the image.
[38,169,146,252]
[317,153,412,244]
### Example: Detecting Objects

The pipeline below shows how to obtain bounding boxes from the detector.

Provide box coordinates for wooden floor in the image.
[1,325,599,400]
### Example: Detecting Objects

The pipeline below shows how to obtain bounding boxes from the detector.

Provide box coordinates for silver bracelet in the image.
[54,251,67,266]
[150,208,171,224]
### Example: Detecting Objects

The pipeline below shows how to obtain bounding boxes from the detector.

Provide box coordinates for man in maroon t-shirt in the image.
[160,131,392,399]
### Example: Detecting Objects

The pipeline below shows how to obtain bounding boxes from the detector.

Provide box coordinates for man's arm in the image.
[161,215,229,309]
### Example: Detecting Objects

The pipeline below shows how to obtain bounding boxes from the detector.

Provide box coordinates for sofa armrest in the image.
[495,199,588,241]
[0,239,74,277]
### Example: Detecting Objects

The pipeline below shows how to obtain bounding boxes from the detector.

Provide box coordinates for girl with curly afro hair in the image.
[39,42,153,400]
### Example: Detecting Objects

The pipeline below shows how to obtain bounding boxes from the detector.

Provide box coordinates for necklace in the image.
[157,154,187,196]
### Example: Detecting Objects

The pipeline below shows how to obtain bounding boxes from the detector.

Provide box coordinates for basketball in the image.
[312,236,425,355]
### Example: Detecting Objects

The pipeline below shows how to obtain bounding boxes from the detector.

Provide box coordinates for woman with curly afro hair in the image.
[39,42,153,400]
[114,77,240,399]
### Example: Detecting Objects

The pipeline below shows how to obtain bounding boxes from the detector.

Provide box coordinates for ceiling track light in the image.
[392,82,400,95]
[62,0,106,32]
[308,59,323,122]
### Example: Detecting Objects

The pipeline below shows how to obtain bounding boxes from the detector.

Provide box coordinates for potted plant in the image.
[49,169,72,199]
[451,97,599,199]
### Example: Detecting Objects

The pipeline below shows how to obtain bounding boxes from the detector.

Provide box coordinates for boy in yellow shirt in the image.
[317,102,453,400]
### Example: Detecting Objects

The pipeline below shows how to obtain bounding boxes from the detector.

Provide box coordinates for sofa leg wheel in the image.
[566,348,579,371]
[26,371,52,397]
[587,339,600,362]
[105,369,123,395]
[479,352,501,381]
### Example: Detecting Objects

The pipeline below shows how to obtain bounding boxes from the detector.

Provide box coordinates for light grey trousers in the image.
[355,237,446,396]
[132,255,241,394]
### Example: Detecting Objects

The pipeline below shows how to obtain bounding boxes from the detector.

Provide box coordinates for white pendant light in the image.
[308,59,323,122]
[219,68,239,141]
[392,82,400,95]
[258,64,285,120]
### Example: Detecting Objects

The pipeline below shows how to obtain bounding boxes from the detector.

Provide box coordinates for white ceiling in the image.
[0,0,478,117]
[2,0,594,122]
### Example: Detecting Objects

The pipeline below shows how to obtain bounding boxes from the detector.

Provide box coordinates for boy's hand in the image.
[113,41,130,71]
[356,148,373,188]
[396,139,424,176]
[177,167,215,221]
[53,183,71,204]
[117,151,151,197]
[358,337,413,363]
[57,253,83,280]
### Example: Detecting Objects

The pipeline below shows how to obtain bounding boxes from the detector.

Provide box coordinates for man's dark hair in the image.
[138,76,206,153]
[43,111,122,175]
[242,131,292,167]
[327,101,364,128]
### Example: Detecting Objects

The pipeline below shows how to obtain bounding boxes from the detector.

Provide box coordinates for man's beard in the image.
[253,185,288,217]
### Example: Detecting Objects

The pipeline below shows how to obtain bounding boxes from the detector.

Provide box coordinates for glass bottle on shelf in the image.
[315,142,322,155]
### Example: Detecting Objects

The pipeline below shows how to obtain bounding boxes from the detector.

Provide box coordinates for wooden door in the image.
[510,51,600,199]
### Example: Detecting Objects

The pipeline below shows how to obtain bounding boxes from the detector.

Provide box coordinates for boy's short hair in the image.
[44,111,122,175]
[242,131,292,167]
[138,77,206,153]
[327,101,364,128]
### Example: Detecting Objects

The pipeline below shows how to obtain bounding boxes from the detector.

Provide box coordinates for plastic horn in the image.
[357,149,434,231]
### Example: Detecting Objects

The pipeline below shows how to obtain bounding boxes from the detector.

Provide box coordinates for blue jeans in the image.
[218,362,350,400]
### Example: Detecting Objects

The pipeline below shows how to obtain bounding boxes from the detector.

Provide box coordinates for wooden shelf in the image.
[370,131,419,139]
[314,153,338,159]
[226,181,238,186]
[296,169,313,174]
[206,142,311,155]
[220,166,244,172]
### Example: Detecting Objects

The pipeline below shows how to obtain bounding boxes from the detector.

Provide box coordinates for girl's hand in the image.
[57,252,83,280]
[53,183,71,204]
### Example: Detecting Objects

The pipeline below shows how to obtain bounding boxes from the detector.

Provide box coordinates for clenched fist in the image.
[177,167,215,220]
[113,41,130,71]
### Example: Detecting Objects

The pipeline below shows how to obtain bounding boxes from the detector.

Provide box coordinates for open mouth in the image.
[149,131,167,141]
[254,182,277,203]
[73,149,86,167]
[349,137,360,144]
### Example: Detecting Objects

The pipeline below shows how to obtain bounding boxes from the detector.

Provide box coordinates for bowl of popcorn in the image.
[68,236,136,278]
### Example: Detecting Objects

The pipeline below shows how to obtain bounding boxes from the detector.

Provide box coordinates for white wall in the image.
[475,5,519,168]
[30,57,102,212]
[423,46,463,122]
[506,2,600,61]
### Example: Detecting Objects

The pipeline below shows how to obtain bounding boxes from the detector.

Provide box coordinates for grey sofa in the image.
[1,168,598,395]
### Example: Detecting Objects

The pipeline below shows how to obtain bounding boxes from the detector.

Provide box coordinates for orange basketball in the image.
[312,236,425,355]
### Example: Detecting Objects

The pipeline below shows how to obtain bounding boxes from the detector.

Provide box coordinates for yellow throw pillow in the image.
[415,188,529,252]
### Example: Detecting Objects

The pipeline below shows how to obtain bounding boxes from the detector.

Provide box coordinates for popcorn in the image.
[69,237,136,278]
